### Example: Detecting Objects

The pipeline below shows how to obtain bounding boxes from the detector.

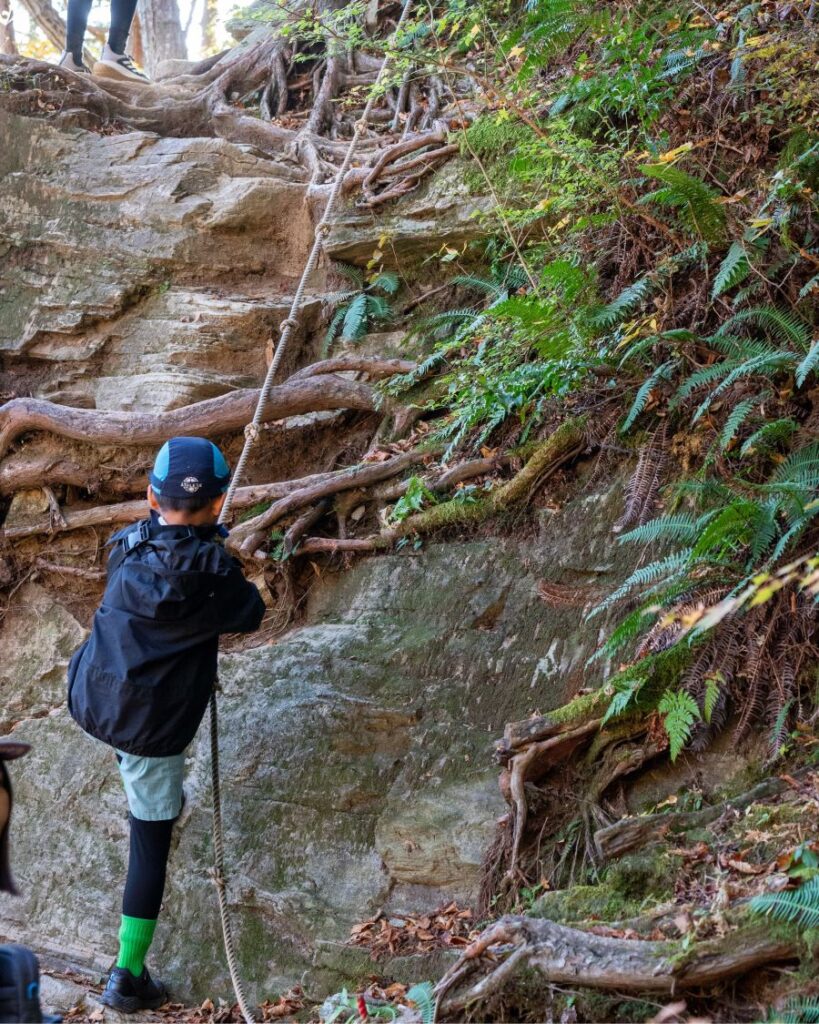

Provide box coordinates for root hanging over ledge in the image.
[434,915,797,1016]
[0,360,413,458]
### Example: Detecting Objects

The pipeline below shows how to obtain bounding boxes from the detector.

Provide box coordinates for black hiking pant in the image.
[65,0,138,61]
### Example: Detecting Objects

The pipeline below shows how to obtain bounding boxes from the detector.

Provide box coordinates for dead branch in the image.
[0,373,381,458]
[435,915,796,1014]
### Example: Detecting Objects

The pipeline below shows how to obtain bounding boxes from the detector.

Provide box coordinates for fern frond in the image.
[658,689,700,760]
[715,306,812,352]
[796,341,819,388]
[692,352,796,422]
[341,292,368,341]
[720,397,758,450]
[618,513,703,546]
[712,241,751,298]
[370,270,400,295]
[750,878,819,930]
[594,276,655,329]
[740,418,798,457]
[323,305,347,354]
[331,262,365,288]
[586,551,692,619]
[451,274,505,297]
[621,360,675,432]
[641,163,726,243]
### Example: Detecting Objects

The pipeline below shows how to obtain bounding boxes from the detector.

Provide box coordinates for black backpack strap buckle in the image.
[124,519,152,552]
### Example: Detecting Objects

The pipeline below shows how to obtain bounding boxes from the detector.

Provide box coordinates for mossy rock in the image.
[529,884,642,925]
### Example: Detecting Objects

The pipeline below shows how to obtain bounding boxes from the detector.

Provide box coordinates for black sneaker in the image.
[99,966,168,1014]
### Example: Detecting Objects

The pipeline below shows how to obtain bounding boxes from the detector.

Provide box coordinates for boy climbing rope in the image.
[57,0,149,82]
[67,436,265,1014]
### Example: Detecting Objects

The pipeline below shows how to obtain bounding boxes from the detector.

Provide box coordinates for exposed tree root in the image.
[0,364,405,458]
[231,447,436,554]
[594,772,802,863]
[434,915,796,1015]
[382,418,589,541]
[0,459,410,541]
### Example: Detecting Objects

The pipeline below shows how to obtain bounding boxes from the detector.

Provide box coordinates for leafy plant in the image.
[750,877,819,930]
[325,263,399,352]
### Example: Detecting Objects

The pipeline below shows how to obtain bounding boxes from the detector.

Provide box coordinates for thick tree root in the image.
[0,360,413,458]
[434,915,796,1014]
[383,418,588,540]
[0,458,412,541]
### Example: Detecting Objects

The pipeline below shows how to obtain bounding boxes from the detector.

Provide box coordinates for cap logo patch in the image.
[181,476,203,493]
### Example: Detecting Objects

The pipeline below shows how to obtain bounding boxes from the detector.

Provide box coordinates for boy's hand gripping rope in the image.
[209,5,414,1020]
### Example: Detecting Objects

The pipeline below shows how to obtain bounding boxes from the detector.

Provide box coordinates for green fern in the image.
[658,689,700,760]
[796,341,819,388]
[406,983,435,1024]
[712,240,751,298]
[768,996,819,1024]
[641,163,726,244]
[750,877,819,930]
[621,359,675,432]
[703,674,722,723]
[587,551,692,619]
[618,513,706,546]
[594,275,655,329]
[719,397,758,450]
[714,306,811,352]
[740,418,798,457]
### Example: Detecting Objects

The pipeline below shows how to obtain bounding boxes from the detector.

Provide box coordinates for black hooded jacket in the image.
[67,514,265,757]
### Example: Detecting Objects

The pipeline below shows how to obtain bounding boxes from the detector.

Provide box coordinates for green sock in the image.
[116,915,157,977]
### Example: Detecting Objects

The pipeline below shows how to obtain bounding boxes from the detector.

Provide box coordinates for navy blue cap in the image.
[149,437,230,500]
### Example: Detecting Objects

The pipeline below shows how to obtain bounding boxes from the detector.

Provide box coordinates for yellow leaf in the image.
[508,45,524,59]
[657,142,694,164]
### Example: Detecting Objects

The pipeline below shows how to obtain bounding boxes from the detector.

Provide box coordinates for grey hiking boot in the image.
[57,50,91,74]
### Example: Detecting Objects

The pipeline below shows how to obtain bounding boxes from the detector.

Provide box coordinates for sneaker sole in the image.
[92,61,151,85]
[99,989,168,1013]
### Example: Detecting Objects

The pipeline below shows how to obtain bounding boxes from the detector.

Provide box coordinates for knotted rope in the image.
[209,5,415,1020]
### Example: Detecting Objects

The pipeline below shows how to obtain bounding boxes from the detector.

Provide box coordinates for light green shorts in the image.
[115,749,186,822]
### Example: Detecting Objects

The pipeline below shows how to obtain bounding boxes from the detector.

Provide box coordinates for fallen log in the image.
[0,373,382,458]
[434,915,796,1013]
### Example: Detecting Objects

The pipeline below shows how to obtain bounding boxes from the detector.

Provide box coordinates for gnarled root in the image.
[434,915,796,1017]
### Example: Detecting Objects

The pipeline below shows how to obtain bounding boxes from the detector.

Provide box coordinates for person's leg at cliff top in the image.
[58,0,149,83]
[99,752,184,1013]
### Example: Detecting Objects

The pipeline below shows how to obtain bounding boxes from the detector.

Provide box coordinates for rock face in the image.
[0,469,633,1002]
[0,109,320,411]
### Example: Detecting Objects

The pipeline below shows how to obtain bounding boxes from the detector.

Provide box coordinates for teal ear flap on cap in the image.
[210,442,231,492]
[150,441,171,494]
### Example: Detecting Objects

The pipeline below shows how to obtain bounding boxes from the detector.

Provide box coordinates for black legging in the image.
[65,0,138,61]
[122,816,175,920]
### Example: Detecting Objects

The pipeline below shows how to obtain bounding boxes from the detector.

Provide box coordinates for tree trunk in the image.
[17,0,65,53]
[200,0,217,54]
[0,0,17,55]
[137,0,186,74]
[130,11,145,66]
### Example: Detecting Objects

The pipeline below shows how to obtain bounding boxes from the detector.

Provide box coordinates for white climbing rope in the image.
[210,5,415,1021]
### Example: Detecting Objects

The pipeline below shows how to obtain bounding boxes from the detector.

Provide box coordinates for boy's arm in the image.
[211,562,266,634]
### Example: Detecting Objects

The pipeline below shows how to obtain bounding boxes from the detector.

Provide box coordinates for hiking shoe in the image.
[57,50,91,74]
[100,966,168,1013]
[93,44,150,84]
